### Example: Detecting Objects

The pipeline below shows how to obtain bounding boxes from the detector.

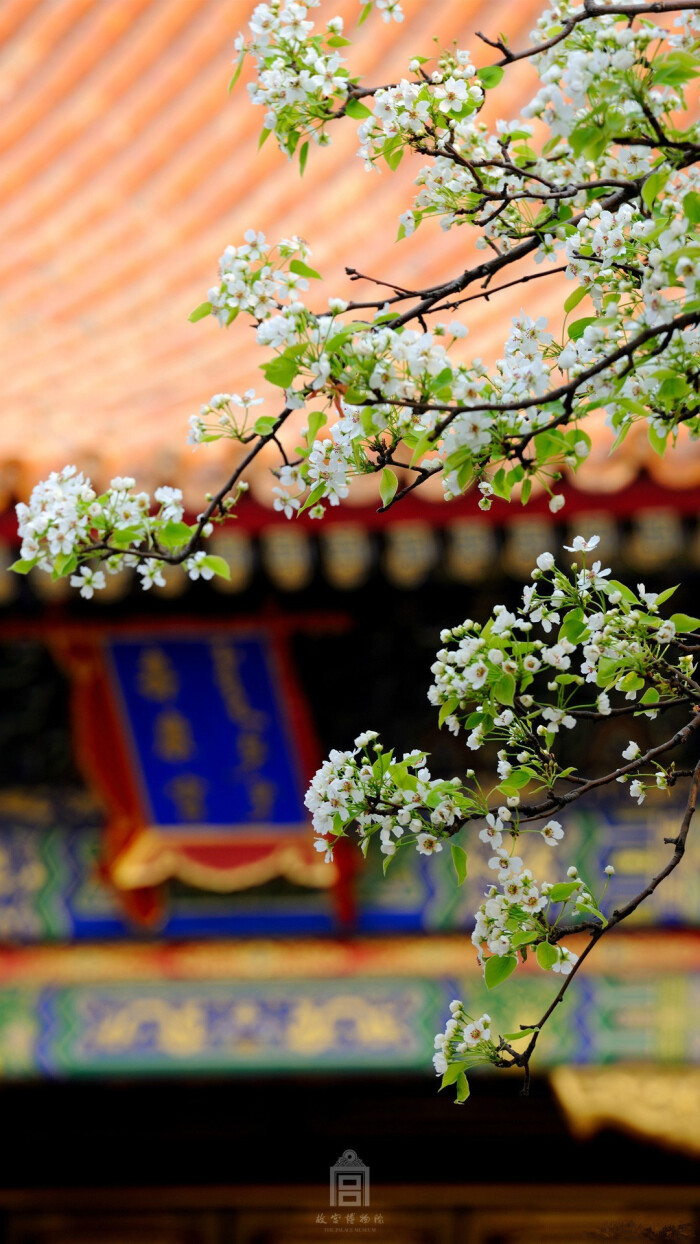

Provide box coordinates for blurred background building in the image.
[0,1,700,1241]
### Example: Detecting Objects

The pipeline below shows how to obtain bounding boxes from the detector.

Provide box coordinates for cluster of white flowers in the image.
[30,1,692,587]
[433,1004,494,1077]
[425,535,698,800]
[304,733,476,863]
[355,50,484,174]
[525,4,689,138]
[14,467,229,592]
[472,848,579,976]
[237,2,350,155]
[206,231,314,327]
[15,467,155,592]
[187,391,264,447]
[430,858,621,1095]
[235,1,402,159]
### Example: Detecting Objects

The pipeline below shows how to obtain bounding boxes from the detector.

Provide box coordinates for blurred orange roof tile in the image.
[0,0,698,511]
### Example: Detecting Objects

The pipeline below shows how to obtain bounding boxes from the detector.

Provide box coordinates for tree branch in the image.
[477,2,700,69]
[510,755,700,1091]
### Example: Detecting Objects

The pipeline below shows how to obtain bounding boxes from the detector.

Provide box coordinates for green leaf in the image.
[431,366,453,392]
[441,1060,467,1088]
[358,2,373,24]
[640,687,660,706]
[513,143,537,163]
[327,34,352,46]
[253,415,279,436]
[596,657,620,688]
[109,526,144,550]
[548,881,579,903]
[484,954,517,989]
[289,258,322,280]
[558,607,587,645]
[536,940,559,970]
[576,900,606,926]
[297,482,326,515]
[477,65,504,89]
[647,423,668,456]
[383,135,403,171]
[298,141,309,175]
[652,51,700,86]
[158,521,193,550]
[200,555,231,581]
[568,316,597,341]
[451,843,468,887]
[670,613,700,633]
[261,356,299,389]
[438,696,459,728]
[258,127,271,149]
[605,580,638,604]
[491,467,511,499]
[502,1028,539,1041]
[228,48,245,93]
[410,431,437,468]
[658,376,689,403]
[306,410,327,444]
[455,1072,470,1104]
[54,552,78,578]
[493,672,515,707]
[570,123,608,161]
[563,285,587,314]
[345,96,372,119]
[188,301,212,323]
[506,767,535,789]
[510,930,540,949]
[9,559,36,575]
[683,191,700,225]
[379,468,398,508]
[642,167,670,210]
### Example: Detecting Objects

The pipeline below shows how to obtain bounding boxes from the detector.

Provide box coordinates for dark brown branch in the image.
[93,408,294,567]
[567,696,690,719]
[477,2,700,68]
[510,756,700,1089]
[429,266,568,314]
[516,709,700,823]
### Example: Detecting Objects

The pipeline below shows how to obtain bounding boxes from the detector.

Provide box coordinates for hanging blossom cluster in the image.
[355,48,487,179]
[233,0,403,162]
[426,533,697,758]
[305,734,475,863]
[305,539,700,1098]
[432,1006,498,1101]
